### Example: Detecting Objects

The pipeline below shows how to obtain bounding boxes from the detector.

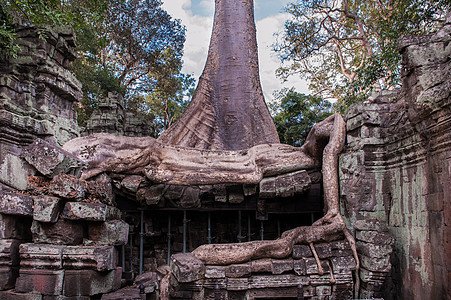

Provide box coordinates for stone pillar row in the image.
[0,172,129,299]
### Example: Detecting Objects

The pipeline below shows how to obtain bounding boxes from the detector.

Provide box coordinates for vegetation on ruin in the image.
[275,0,449,111]
[0,0,193,133]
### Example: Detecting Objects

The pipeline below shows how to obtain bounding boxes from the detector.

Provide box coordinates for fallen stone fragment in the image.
[31,219,83,245]
[0,191,33,216]
[134,271,158,293]
[170,253,205,283]
[49,174,87,200]
[22,138,84,177]
[88,220,129,246]
[62,202,121,221]
[32,195,62,223]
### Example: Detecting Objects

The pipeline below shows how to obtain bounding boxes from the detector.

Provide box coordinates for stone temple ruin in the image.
[0,1,449,299]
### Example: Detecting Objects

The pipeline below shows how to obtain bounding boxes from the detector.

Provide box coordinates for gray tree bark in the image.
[157,0,279,150]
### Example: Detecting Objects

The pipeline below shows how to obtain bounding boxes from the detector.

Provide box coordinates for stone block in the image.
[63,268,121,296]
[314,243,333,259]
[304,258,329,275]
[0,214,32,239]
[134,271,157,293]
[292,244,313,259]
[0,239,22,266]
[137,184,166,205]
[62,246,117,271]
[179,186,200,208]
[293,259,306,276]
[356,230,394,245]
[163,185,185,200]
[0,266,19,290]
[360,255,391,272]
[87,179,115,206]
[0,153,35,190]
[88,220,129,246]
[250,258,272,273]
[271,259,293,274]
[315,285,332,296]
[19,243,64,270]
[354,219,388,232]
[356,241,392,259]
[250,274,307,289]
[243,184,257,196]
[170,253,205,283]
[0,290,42,300]
[33,195,63,223]
[330,256,357,273]
[15,269,64,295]
[49,174,87,200]
[0,191,33,216]
[226,277,249,290]
[226,263,251,278]
[31,219,83,245]
[359,268,389,283]
[121,175,145,194]
[22,138,83,177]
[205,265,226,278]
[259,177,276,198]
[62,202,121,221]
[332,283,354,300]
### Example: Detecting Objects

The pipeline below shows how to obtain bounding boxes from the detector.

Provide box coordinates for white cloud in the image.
[256,14,310,103]
[162,1,310,104]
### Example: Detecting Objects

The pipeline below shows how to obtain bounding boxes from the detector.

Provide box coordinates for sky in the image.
[161,0,310,103]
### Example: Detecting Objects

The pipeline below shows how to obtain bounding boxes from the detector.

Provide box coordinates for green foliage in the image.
[270,88,333,146]
[275,0,448,112]
[0,4,20,58]
[1,0,191,132]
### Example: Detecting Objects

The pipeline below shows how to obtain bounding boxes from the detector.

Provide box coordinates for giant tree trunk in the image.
[157,0,279,150]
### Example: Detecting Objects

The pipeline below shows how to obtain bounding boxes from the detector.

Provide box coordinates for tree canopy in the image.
[274,0,449,110]
[270,88,333,147]
[1,0,192,132]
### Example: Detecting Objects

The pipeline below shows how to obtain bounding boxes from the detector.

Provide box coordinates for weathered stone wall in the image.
[84,92,155,137]
[0,26,81,190]
[0,174,127,299]
[340,16,450,299]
